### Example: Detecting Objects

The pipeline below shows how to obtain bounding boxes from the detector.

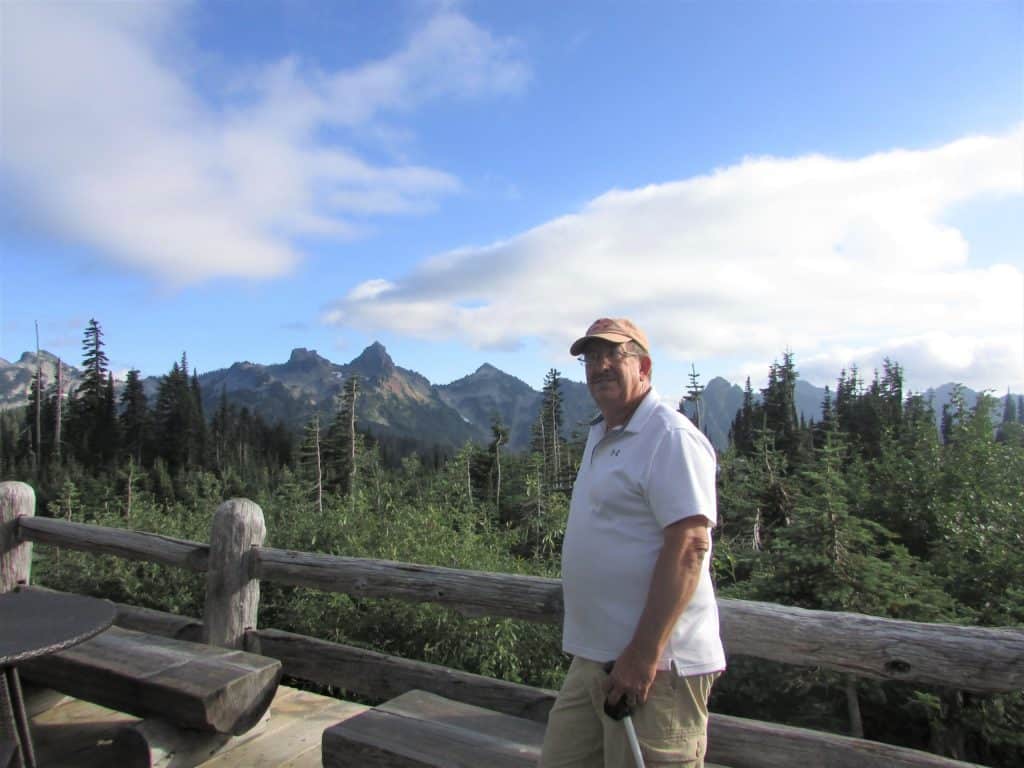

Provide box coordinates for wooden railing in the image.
[2,481,1020,768]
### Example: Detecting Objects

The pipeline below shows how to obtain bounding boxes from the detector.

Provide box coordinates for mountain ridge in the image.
[2,346,1018,452]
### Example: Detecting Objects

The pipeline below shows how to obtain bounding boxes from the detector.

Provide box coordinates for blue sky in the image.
[2,0,1022,398]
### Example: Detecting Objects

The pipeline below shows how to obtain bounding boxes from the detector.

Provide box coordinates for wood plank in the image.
[323,707,540,768]
[274,748,324,768]
[378,690,545,748]
[201,699,362,767]
[20,626,281,735]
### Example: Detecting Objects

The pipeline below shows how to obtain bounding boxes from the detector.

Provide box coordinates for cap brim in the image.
[569,332,633,356]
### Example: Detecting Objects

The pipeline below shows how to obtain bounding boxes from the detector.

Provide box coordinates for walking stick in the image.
[603,663,646,768]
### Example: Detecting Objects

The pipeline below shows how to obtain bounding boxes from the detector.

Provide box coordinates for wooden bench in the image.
[323,689,545,768]
[324,690,733,768]
[19,625,281,736]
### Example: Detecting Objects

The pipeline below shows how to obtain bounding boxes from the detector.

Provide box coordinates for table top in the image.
[0,588,116,666]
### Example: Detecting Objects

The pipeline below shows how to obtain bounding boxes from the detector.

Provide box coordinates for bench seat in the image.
[19,626,281,736]
[323,689,544,768]
[324,690,733,768]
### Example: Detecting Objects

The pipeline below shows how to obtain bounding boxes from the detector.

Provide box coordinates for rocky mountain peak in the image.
[349,341,396,379]
[287,347,331,369]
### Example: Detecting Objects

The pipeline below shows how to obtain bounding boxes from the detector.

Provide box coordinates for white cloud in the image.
[328,127,1024,391]
[1,3,526,284]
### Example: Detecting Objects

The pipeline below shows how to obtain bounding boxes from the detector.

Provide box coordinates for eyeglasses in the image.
[577,348,640,366]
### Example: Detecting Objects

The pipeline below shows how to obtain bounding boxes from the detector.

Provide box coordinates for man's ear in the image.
[640,355,653,377]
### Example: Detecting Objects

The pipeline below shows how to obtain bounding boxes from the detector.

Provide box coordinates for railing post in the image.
[203,498,265,651]
[0,481,35,593]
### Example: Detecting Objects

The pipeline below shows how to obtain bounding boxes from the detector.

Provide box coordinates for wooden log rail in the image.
[118,600,989,768]
[3,480,1022,768]
[13,516,1023,695]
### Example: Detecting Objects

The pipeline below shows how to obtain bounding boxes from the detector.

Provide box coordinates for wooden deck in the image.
[24,683,368,767]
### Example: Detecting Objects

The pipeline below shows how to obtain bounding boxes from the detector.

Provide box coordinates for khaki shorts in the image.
[539,657,719,768]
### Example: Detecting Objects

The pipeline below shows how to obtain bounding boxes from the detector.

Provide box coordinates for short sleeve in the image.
[644,427,717,528]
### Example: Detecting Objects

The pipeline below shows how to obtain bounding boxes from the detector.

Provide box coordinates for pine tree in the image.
[153,357,204,473]
[489,415,509,512]
[97,371,121,464]
[119,369,149,465]
[681,364,705,433]
[729,377,757,454]
[760,352,804,462]
[79,319,109,406]
[1004,390,1018,423]
[533,369,565,492]
[68,318,118,467]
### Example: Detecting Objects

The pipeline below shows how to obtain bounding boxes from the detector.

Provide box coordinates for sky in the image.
[2,0,1022,399]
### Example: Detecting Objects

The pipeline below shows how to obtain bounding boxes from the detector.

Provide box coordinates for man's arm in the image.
[604,514,711,706]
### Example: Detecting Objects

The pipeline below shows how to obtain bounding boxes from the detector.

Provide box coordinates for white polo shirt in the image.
[561,387,726,676]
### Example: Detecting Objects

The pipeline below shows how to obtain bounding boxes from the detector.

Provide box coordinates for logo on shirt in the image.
[610,449,621,457]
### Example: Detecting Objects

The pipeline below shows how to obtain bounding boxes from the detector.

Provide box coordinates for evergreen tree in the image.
[760,352,805,462]
[189,369,208,465]
[152,356,204,473]
[532,369,565,492]
[868,393,941,557]
[119,369,150,465]
[1003,390,1018,423]
[681,364,705,433]
[741,426,957,619]
[489,415,509,513]
[932,391,1024,625]
[729,377,757,454]
[78,319,109,406]
[996,390,1023,445]
[813,386,836,449]
[67,319,119,468]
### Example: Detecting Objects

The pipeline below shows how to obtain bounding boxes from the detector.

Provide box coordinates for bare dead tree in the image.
[54,357,63,462]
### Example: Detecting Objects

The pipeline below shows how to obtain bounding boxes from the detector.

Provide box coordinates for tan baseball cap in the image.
[570,317,650,356]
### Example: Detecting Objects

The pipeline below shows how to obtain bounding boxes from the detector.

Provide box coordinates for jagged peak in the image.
[287,347,331,367]
[349,341,395,377]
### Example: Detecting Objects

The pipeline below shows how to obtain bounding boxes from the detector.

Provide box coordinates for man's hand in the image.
[603,646,658,708]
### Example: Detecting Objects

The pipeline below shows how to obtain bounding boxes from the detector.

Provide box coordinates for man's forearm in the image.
[627,524,707,664]
[605,516,710,704]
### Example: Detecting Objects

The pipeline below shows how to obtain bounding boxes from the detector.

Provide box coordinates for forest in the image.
[1,319,1022,767]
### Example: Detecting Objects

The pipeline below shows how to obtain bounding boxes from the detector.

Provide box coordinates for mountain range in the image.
[1,346,1017,452]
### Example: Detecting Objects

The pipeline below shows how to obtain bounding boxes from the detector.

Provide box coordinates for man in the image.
[540,318,725,768]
